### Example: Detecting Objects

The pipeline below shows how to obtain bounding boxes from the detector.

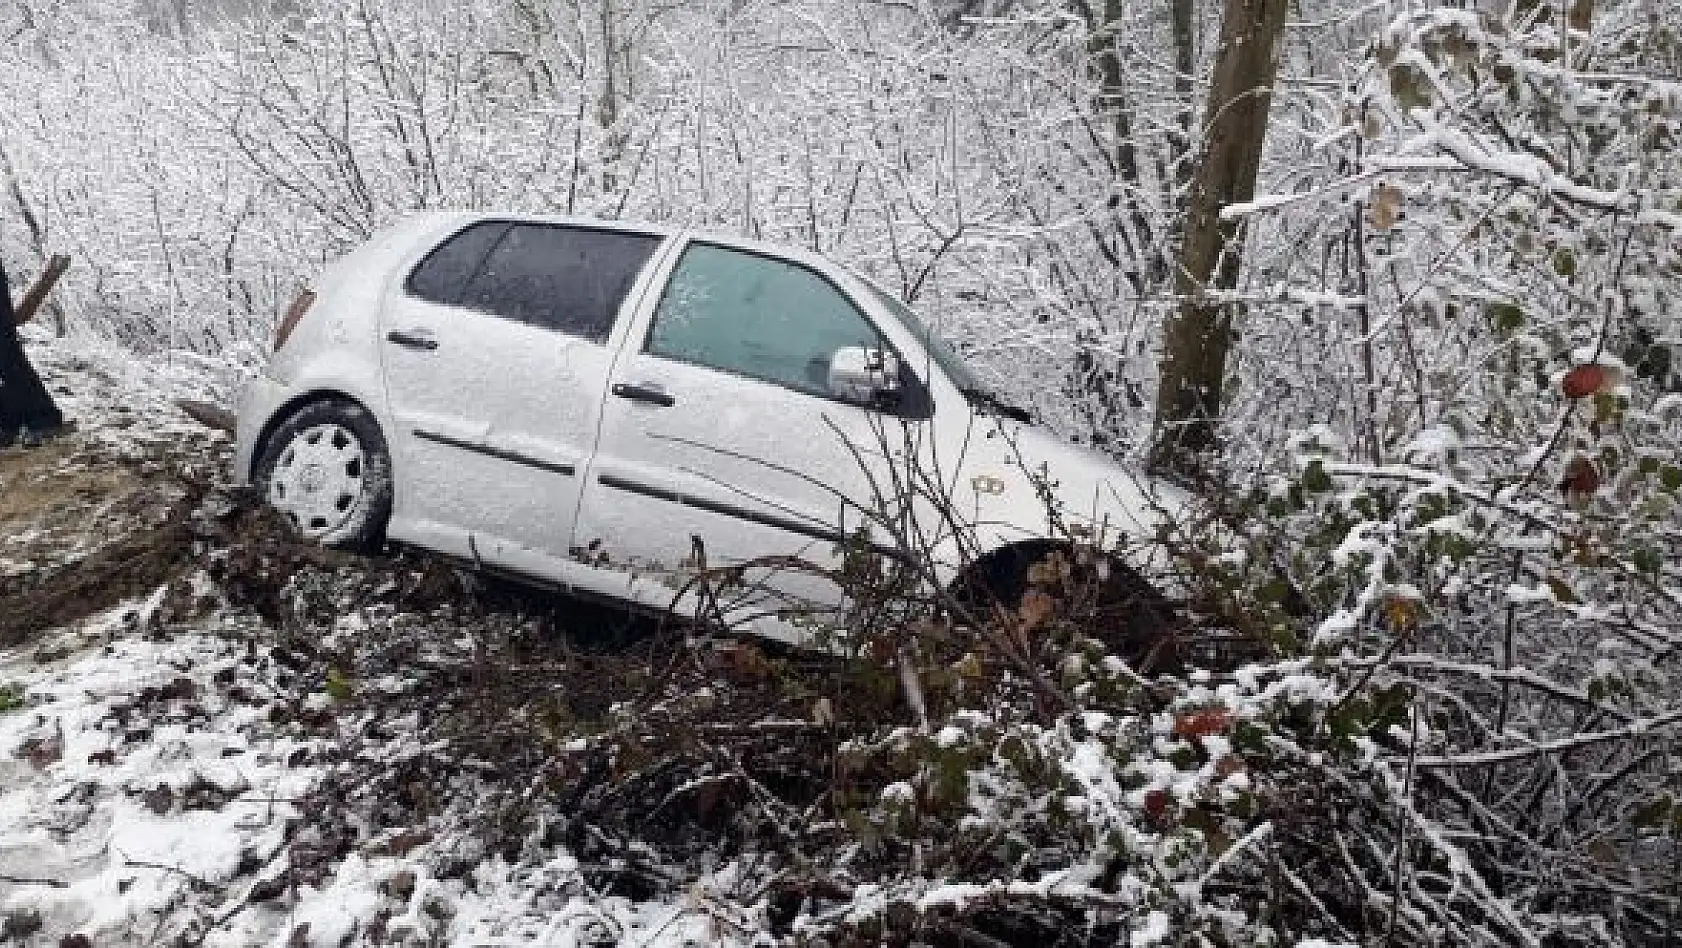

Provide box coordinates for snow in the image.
[1568,347,1629,370]
[1403,113,1631,212]
[1504,582,1554,605]
[0,600,736,945]
[1131,909,1171,945]
[0,616,319,943]
[1401,425,1460,466]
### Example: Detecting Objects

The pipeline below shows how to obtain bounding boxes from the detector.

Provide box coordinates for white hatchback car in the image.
[235,213,1183,643]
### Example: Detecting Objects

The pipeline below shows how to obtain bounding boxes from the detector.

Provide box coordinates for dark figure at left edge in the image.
[0,256,65,447]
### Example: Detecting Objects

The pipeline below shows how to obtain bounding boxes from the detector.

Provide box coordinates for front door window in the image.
[645,243,883,399]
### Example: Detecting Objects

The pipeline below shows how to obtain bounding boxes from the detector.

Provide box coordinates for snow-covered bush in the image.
[1206,1,1682,939]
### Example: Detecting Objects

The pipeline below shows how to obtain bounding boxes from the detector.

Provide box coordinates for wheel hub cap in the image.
[266,422,367,538]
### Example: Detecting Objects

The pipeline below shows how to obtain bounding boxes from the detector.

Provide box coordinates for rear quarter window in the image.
[405,221,509,306]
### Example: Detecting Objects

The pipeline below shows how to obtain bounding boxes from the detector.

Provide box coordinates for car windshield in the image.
[852,276,982,389]
[852,274,1032,422]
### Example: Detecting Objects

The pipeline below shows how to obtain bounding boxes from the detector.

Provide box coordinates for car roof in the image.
[390,211,839,274]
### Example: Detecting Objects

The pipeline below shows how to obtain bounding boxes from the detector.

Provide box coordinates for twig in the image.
[119,851,224,893]
[0,874,67,888]
[1403,708,1682,769]
[1198,819,1273,888]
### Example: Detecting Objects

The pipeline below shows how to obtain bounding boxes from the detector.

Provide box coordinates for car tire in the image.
[255,399,393,552]
[955,543,1182,672]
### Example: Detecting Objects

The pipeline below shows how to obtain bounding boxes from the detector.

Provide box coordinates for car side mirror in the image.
[828,345,902,407]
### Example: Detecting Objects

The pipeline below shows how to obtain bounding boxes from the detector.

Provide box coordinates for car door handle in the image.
[612,383,675,407]
[386,329,438,351]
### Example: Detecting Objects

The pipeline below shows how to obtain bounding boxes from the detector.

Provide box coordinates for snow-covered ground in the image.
[0,616,312,942]
[0,334,725,946]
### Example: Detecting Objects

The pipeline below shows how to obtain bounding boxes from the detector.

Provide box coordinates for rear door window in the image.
[405,221,509,306]
[456,224,661,342]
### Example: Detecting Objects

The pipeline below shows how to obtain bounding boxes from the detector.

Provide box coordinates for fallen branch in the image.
[0,873,68,888]
[119,851,224,894]
[13,254,70,326]
[175,399,237,434]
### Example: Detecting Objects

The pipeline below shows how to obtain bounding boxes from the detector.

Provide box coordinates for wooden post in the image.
[13,254,70,328]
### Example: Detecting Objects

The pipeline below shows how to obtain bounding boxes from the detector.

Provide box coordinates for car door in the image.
[573,239,933,616]
[381,219,666,573]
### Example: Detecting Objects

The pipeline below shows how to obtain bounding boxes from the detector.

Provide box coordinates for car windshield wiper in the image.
[960,387,1033,424]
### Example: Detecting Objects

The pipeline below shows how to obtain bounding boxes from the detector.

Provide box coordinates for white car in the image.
[234,213,1183,646]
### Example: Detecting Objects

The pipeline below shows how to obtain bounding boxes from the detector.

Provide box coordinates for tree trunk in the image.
[1084,0,1158,284]
[1149,0,1289,473]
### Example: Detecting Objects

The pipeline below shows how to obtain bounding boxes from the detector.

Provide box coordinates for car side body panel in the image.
[376,220,681,572]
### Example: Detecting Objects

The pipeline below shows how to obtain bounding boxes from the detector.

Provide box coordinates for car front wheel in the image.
[255,399,392,552]
[954,543,1184,673]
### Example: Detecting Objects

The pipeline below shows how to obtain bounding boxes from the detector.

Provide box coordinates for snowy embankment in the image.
[1,334,1372,947]
[0,335,714,945]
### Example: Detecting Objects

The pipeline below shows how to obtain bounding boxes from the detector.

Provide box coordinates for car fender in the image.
[239,358,393,486]
[928,421,1191,589]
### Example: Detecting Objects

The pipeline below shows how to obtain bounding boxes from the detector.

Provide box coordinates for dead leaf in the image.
[1172,707,1235,740]
[142,783,175,815]
[1559,455,1601,500]
[711,642,772,682]
[1143,788,1172,823]
[1017,588,1056,635]
[16,723,63,769]
[1383,596,1420,632]
[867,635,897,663]
[952,652,985,680]
[1547,576,1579,604]
[1025,550,1070,587]
[1371,182,1403,231]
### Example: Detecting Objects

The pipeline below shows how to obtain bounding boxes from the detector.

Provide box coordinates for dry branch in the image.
[12,254,69,326]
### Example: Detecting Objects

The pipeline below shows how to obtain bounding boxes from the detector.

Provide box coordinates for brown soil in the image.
[0,493,198,646]
[0,426,222,645]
